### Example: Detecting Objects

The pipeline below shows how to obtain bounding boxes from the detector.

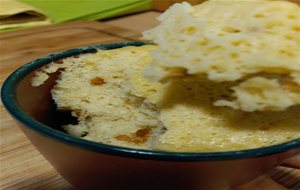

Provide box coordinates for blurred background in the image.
[0,0,206,32]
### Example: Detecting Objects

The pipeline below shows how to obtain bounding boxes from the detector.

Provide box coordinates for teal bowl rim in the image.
[1,42,300,161]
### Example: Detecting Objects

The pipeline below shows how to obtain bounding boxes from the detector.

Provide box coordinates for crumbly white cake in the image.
[142,0,300,111]
[32,45,300,152]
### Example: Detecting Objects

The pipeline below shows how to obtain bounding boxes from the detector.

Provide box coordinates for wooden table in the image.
[1,11,299,190]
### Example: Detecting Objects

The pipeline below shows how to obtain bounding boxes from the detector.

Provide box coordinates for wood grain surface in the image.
[0,17,299,189]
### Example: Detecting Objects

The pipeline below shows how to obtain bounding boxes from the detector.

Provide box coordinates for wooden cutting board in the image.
[0,20,299,190]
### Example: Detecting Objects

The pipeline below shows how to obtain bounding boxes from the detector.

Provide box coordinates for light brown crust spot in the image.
[90,77,105,86]
[115,127,151,144]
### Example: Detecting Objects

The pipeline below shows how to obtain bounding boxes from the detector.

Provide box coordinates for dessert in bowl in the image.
[2,0,300,189]
[1,42,299,190]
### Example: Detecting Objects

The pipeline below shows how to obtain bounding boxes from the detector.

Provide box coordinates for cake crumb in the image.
[90,77,105,86]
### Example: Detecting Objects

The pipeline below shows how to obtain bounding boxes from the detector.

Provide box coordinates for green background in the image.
[19,0,152,23]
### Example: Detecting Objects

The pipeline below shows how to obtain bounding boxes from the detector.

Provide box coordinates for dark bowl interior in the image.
[2,42,300,161]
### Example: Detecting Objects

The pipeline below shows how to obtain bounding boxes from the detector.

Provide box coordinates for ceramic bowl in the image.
[2,42,300,190]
